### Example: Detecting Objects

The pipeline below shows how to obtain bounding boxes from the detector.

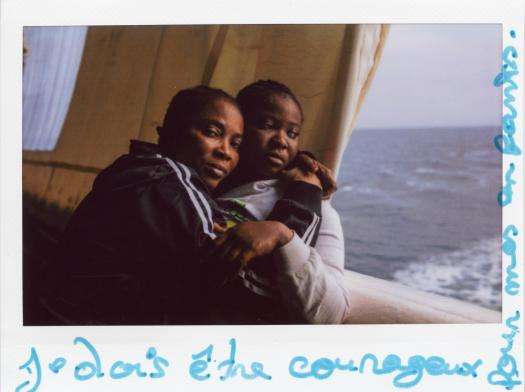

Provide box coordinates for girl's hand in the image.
[293,152,338,198]
[210,221,293,266]
[280,166,323,189]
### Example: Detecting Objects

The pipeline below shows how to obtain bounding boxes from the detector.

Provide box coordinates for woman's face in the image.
[172,98,244,190]
[241,94,302,178]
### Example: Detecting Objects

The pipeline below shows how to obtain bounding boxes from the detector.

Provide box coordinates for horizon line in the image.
[355,125,501,132]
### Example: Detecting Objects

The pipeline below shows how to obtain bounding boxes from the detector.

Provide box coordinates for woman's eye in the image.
[260,119,274,129]
[204,127,220,137]
[231,139,242,150]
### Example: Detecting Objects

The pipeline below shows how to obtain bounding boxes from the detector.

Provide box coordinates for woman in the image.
[45,86,244,324]
[212,80,350,324]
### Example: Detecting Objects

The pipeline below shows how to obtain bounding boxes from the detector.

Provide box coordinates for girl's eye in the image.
[287,129,299,139]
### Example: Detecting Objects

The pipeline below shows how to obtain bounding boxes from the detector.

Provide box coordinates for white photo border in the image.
[1,1,523,391]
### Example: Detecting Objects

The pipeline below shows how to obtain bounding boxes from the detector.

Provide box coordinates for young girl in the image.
[213,80,350,324]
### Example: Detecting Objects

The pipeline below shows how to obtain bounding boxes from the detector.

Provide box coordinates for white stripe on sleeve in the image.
[238,269,276,298]
[164,157,216,239]
[302,212,320,246]
[178,163,216,238]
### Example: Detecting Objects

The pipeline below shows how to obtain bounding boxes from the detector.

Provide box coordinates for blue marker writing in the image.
[146,347,169,379]
[218,338,271,381]
[502,225,520,295]
[498,163,516,206]
[48,357,67,374]
[109,360,146,379]
[487,311,522,390]
[289,356,357,380]
[189,344,214,381]
[73,338,169,381]
[16,347,42,392]
[289,352,482,388]
[493,31,521,156]
[190,339,271,381]
[73,337,104,381]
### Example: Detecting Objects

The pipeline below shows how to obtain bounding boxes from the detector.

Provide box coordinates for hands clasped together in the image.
[209,152,337,267]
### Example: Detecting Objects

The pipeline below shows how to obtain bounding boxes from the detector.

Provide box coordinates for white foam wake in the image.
[393,237,501,310]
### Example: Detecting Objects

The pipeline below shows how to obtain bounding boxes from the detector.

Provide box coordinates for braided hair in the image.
[236,79,303,123]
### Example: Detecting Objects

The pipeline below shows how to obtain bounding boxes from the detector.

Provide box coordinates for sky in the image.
[356,24,502,130]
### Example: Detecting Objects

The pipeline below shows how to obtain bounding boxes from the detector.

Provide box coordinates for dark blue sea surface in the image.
[332,127,502,310]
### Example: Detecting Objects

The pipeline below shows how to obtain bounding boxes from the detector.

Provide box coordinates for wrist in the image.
[275,222,294,247]
[308,176,322,190]
[292,177,321,189]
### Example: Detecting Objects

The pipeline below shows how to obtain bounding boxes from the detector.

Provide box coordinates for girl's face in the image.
[241,94,302,179]
[172,98,244,190]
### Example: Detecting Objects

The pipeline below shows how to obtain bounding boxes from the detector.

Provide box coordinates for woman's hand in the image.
[210,221,293,266]
[290,152,338,198]
[213,222,228,235]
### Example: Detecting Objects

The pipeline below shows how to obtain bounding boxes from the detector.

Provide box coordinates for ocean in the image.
[332,127,502,310]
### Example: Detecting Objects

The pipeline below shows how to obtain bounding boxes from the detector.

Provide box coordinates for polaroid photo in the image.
[1,0,524,391]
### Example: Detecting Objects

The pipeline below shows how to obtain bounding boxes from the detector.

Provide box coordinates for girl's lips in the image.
[266,152,285,165]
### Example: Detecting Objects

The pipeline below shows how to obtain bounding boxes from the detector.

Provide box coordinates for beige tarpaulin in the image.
[23,24,388,212]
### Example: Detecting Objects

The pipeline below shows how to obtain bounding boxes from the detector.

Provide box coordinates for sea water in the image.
[332,127,502,310]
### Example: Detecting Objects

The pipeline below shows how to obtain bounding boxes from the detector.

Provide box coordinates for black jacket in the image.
[43,141,321,325]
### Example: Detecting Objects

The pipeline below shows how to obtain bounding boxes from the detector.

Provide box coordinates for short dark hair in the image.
[157,85,238,152]
[236,79,303,122]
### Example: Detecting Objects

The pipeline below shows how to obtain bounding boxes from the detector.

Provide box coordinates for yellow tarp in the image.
[23,24,388,210]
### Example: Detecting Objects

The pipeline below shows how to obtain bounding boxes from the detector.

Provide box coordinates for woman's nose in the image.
[215,140,233,160]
